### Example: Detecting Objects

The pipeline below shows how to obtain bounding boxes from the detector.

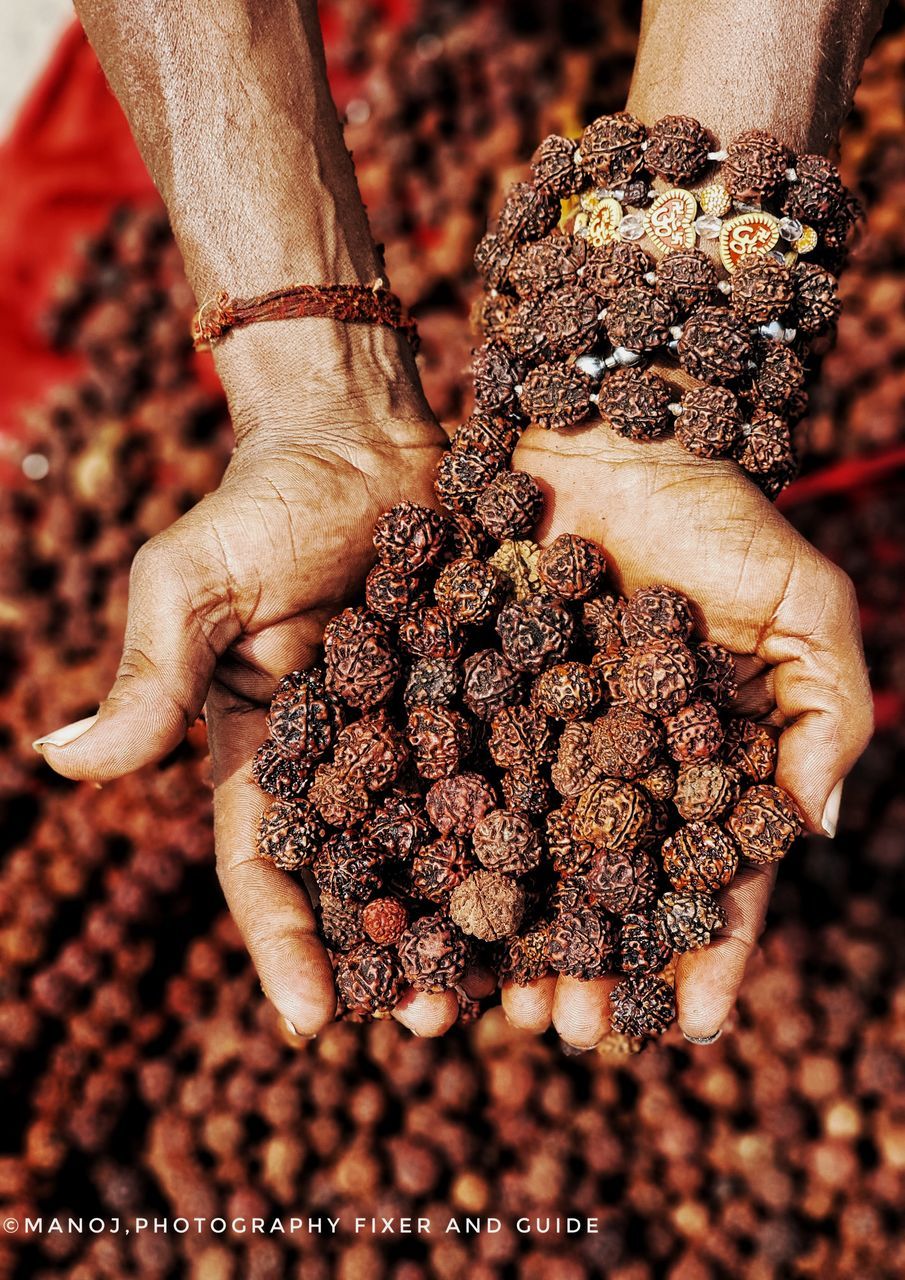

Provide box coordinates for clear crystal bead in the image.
[575,225,589,239]
[778,216,803,242]
[617,213,645,241]
[694,214,722,240]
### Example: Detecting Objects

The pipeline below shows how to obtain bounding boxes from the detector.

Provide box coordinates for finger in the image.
[35,527,239,783]
[732,670,776,719]
[675,863,776,1042]
[552,975,618,1049]
[501,977,556,1033]
[393,989,459,1037]
[207,681,336,1037]
[216,617,324,704]
[764,564,873,831]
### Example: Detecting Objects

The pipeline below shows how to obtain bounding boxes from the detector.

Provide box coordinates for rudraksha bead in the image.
[450,512,492,559]
[723,129,792,201]
[411,836,474,903]
[690,645,737,712]
[538,285,602,358]
[333,712,409,791]
[590,705,664,778]
[603,285,674,352]
[509,237,583,298]
[792,262,841,336]
[406,705,472,780]
[753,341,805,411]
[546,808,595,878]
[335,943,403,1017]
[621,585,695,646]
[678,306,753,385]
[397,607,465,661]
[551,721,603,798]
[434,448,503,514]
[398,914,468,992]
[257,800,327,871]
[449,869,526,941]
[365,795,430,860]
[644,114,712,184]
[461,648,523,719]
[266,670,342,762]
[426,772,497,837]
[473,809,543,876]
[637,762,677,803]
[547,906,617,979]
[488,704,553,770]
[663,698,724,763]
[537,533,605,599]
[531,133,582,195]
[252,740,311,801]
[519,361,593,430]
[580,112,648,185]
[731,256,794,325]
[309,762,372,826]
[655,249,719,313]
[736,408,798,496]
[662,821,739,893]
[473,231,517,289]
[782,153,847,226]
[365,561,427,620]
[490,537,543,600]
[451,413,522,462]
[475,288,518,343]
[610,973,675,1036]
[722,716,778,781]
[596,367,672,441]
[655,890,727,952]
[500,763,550,817]
[571,778,652,851]
[498,181,561,243]
[501,923,553,985]
[618,912,672,974]
[583,594,625,654]
[496,596,574,673]
[474,470,544,541]
[361,897,408,946]
[620,638,697,716]
[587,845,657,915]
[312,833,383,902]
[580,241,651,303]
[472,343,525,414]
[373,502,449,573]
[673,760,741,822]
[319,892,365,952]
[505,295,550,361]
[434,556,504,624]
[403,657,461,711]
[533,661,601,721]
[725,783,802,864]
[325,627,400,710]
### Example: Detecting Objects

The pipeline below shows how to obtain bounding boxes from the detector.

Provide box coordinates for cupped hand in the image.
[502,423,873,1049]
[34,403,464,1039]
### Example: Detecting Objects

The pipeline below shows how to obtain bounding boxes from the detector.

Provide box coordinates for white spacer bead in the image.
[668,402,683,417]
[643,271,658,285]
[785,167,798,182]
[588,392,599,405]
[718,280,732,295]
[574,149,583,165]
[514,384,524,395]
[613,346,642,366]
[669,324,684,340]
[707,149,728,162]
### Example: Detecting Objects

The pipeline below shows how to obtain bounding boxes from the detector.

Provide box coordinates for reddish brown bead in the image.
[397,606,465,661]
[725,783,803,865]
[509,236,583,299]
[362,897,409,946]
[676,386,743,458]
[531,133,582,195]
[398,914,468,992]
[434,449,503,515]
[472,343,525,414]
[500,763,550,817]
[461,648,523,719]
[596,367,673,441]
[664,698,724,763]
[792,262,841,336]
[319,892,365,953]
[252,739,311,802]
[571,778,652,850]
[610,973,675,1036]
[782,153,847,226]
[537,285,602,358]
[655,890,727,952]
[546,808,595,878]
[474,470,544,541]
[678,306,753,385]
[621,585,695,646]
[498,181,561,243]
[604,285,674,352]
[655,248,719,313]
[473,809,542,876]
[534,661,601,721]
[488,704,553,770]
[325,627,400,710]
[673,760,741,821]
[645,114,712,182]
[736,408,798,496]
[587,845,657,914]
[501,923,553,985]
[590,705,664,778]
[406,705,472,780]
[426,772,497,838]
[551,720,603,798]
[309,763,372,827]
[403,656,461,711]
[451,413,522,462]
[266,670,343,762]
[505,295,550,361]
[753,341,806,412]
[637,763,677,802]
[335,943,403,1017]
[411,836,475,904]
[731,257,794,324]
[582,594,625,655]
[365,561,428,620]
[694,642,738,707]
[547,906,617,979]
[449,870,526,941]
[496,597,574,673]
[620,638,698,716]
[722,717,778,782]
[333,712,409,792]
[662,821,739,893]
[434,556,504,624]
[313,833,384,902]
[373,502,449,572]
[473,231,517,289]
[618,912,672,974]
[518,361,593,430]
[257,800,327,872]
[365,795,430,861]
[580,240,651,303]
[536,533,605,599]
[580,112,648,185]
[723,129,792,201]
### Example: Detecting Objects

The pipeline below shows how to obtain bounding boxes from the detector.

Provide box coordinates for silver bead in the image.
[613,346,642,366]
[668,402,683,417]
[575,354,608,381]
[778,216,804,242]
[759,320,786,341]
[785,167,798,182]
[643,271,658,285]
[717,280,732,295]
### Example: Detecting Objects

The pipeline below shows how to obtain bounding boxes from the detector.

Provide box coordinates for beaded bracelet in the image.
[469,112,858,498]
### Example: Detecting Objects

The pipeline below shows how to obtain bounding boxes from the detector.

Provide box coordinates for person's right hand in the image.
[33,362,465,1040]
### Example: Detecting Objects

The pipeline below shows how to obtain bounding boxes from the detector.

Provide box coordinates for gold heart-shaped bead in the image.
[718,212,780,272]
[644,188,698,253]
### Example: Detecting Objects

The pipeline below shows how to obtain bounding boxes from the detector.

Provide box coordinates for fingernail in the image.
[282,1017,315,1041]
[821,779,844,838]
[33,713,98,753]
[683,1028,722,1045]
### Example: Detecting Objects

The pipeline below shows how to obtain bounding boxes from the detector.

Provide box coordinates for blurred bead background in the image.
[1,3,904,1276]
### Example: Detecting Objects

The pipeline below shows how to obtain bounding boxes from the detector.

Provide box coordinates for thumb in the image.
[34,533,240,782]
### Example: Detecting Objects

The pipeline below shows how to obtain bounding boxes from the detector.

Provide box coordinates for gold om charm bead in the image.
[718,212,780,272]
[644,188,698,253]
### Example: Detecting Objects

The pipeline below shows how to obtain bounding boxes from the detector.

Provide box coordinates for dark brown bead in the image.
[583,594,625,655]
[620,638,698,716]
[572,778,652,851]
[731,257,794,324]
[397,606,465,660]
[451,412,522,462]
[637,763,677,803]
[403,657,461,712]
[472,343,525,414]
[426,772,497,838]
[365,795,430,861]
[449,512,492,560]
[663,698,724,763]
[488,704,553,770]
[580,112,648,185]
[252,739,311,801]
[531,133,582,195]
[498,181,561,243]
[449,869,526,941]
[596,367,672,441]
[753,341,806,411]
[590,705,664,778]
[500,763,550,817]
[694,642,738,708]
[257,800,327,871]
[674,760,741,821]
[610,973,675,1036]
[676,385,743,458]
[662,821,739,893]
[722,717,778,781]
[313,833,384,902]
[334,712,410,792]
[792,262,841,336]
[725,783,802,864]
[373,502,449,572]
[434,556,504,624]
[335,943,403,1017]
[580,240,651,303]
[618,912,672,974]
[411,836,474,903]
[782,153,847,226]
[678,306,753,385]
[655,890,727,952]
[361,897,408,946]
[473,231,517,289]
[319,891,365,952]
[519,361,593,430]
[266,670,343,762]
[473,809,542,876]
[547,906,617,979]
[501,923,553,984]
[538,284,602,358]
[309,763,372,827]
[461,648,523,720]
[537,533,605,599]
[509,236,583,298]
[406,705,472,780]
[325,627,400,709]
[736,408,798,496]
[551,720,603,798]
[434,448,503,515]
[365,561,428,620]
[655,249,719,313]
[546,808,595,878]
[398,914,468,992]
[587,845,657,914]
[474,470,544,541]
[604,285,674,352]
[621,585,695,646]
[723,129,792,201]
[533,661,601,721]
[496,596,574,674]
[644,114,712,183]
[505,295,550,361]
